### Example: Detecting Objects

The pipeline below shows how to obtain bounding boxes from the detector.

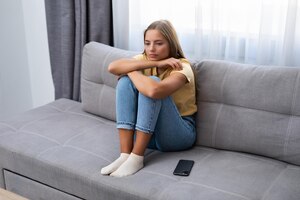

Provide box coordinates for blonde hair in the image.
[143,20,185,59]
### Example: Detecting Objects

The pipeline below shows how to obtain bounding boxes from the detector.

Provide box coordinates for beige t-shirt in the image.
[133,54,197,116]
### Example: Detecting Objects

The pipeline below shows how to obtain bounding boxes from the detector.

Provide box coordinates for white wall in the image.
[0,0,54,120]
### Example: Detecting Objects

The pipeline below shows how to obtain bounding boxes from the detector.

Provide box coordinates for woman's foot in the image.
[110,153,144,177]
[101,153,130,175]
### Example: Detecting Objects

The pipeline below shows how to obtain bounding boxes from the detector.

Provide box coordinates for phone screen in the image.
[173,159,194,176]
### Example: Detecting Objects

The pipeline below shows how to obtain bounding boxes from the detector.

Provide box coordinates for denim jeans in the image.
[116,76,196,152]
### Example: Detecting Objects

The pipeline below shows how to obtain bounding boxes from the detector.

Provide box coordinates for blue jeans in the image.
[116,76,196,152]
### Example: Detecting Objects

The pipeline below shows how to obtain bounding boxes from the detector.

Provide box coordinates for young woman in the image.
[101,20,197,177]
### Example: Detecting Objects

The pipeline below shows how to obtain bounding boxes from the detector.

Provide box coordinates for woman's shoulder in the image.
[133,54,147,60]
[179,58,191,66]
[179,58,192,70]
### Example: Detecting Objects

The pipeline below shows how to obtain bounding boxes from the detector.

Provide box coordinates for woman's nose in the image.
[149,44,155,51]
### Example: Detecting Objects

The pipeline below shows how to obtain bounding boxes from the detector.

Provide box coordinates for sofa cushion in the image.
[80,42,300,166]
[81,41,300,166]
[81,42,137,121]
[194,60,300,166]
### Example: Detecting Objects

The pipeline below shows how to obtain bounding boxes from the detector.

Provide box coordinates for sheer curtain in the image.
[113,0,300,66]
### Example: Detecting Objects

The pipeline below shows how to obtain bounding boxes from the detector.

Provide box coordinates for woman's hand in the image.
[157,58,183,71]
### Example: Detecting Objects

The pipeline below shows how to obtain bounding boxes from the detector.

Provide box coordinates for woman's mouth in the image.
[148,54,157,58]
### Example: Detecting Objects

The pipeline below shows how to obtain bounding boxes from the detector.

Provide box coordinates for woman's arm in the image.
[127,71,187,99]
[108,59,157,76]
[108,57,183,76]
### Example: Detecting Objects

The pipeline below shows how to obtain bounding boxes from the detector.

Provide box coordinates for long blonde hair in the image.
[143,20,185,59]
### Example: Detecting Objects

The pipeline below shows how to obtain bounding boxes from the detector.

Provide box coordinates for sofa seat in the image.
[1,98,299,200]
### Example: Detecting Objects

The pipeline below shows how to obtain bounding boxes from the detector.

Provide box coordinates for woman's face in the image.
[144,29,170,61]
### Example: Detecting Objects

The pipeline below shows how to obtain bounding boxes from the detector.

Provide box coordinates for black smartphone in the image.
[173,159,194,176]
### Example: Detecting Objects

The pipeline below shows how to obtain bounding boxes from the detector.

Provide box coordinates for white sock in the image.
[101,153,130,175]
[110,153,144,177]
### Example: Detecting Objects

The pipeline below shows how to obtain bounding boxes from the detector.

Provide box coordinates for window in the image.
[113,0,300,66]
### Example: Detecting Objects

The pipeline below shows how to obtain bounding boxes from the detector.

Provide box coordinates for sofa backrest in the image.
[81,42,300,166]
[194,60,300,166]
[81,42,136,121]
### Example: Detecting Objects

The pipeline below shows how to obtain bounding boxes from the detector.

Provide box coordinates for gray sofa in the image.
[0,41,300,200]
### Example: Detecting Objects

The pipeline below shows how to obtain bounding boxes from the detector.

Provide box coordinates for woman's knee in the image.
[117,76,133,90]
[118,75,131,84]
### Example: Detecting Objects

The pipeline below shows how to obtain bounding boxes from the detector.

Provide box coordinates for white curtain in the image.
[113,0,300,66]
